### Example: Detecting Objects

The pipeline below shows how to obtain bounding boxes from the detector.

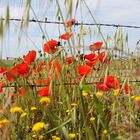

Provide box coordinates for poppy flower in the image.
[97,83,110,92]
[44,39,60,54]
[99,51,111,63]
[24,50,36,65]
[105,75,119,89]
[67,56,73,64]
[65,18,76,28]
[0,66,7,75]
[0,82,6,93]
[77,65,92,77]
[86,61,97,67]
[84,53,98,66]
[5,66,19,82]
[19,87,26,96]
[84,53,98,61]
[120,84,132,94]
[17,63,29,77]
[97,75,119,91]
[89,41,103,51]
[59,32,73,40]
[38,87,50,97]
[124,84,132,93]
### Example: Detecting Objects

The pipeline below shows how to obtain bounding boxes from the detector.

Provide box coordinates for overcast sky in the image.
[0,0,140,58]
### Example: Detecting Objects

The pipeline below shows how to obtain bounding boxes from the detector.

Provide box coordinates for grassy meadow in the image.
[0,0,140,140]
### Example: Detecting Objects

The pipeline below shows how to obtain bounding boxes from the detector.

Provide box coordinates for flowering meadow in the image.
[0,1,140,140]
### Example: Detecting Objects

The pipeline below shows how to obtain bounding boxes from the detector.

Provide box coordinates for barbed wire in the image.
[2,18,140,29]
[1,80,140,89]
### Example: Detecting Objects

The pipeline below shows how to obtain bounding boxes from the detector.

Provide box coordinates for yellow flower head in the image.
[52,136,61,140]
[131,96,136,99]
[32,122,45,131]
[96,92,103,97]
[90,117,95,122]
[20,112,27,118]
[66,109,72,113]
[0,119,9,129]
[71,103,77,107]
[134,96,140,101]
[103,129,107,135]
[10,106,22,113]
[114,89,119,96]
[39,97,51,105]
[39,135,44,139]
[90,95,93,98]
[31,106,37,111]
[69,133,76,138]
[82,90,88,97]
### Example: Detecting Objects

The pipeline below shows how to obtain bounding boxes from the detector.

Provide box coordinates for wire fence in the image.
[1,79,140,89]
[2,18,140,29]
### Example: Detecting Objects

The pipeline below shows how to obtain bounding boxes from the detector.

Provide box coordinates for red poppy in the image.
[44,39,60,54]
[99,51,111,63]
[97,75,119,91]
[77,65,92,77]
[124,84,132,93]
[0,82,6,93]
[97,83,110,92]
[84,53,98,66]
[67,56,73,64]
[120,84,132,94]
[59,32,73,40]
[0,66,7,75]
[19,87,26,95]
[105,76,119,89]
[89,41,103,51]
[17,63,29,77]
[5,66,19,82]
[38,87,50,97]
[65,18,76,28]
[24,50,36,65]
[85,61,97,67]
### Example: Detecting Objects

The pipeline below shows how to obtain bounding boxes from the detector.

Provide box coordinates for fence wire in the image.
[2,18,140,29]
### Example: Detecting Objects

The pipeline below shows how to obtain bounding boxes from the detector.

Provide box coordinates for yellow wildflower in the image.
[96,92,103,97]
[32,122,45,131]
[39,135,44,139]
[134,96,140,101]
[39,97,51,105]
[114,89,119,96]
[71,103,77,107]
[10,106,22,113]
[52,136,61,140]
[131,96,136,99]
[31,106,37,111]
[69,133,76,138]
[20,112,27,118]
[90,117,95,122]
[103,129,107,135]
[32,135,37,138]
[82,90,88,97]
[0,119,9,128]
[90,94,93,98]
[66,109,72,113]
